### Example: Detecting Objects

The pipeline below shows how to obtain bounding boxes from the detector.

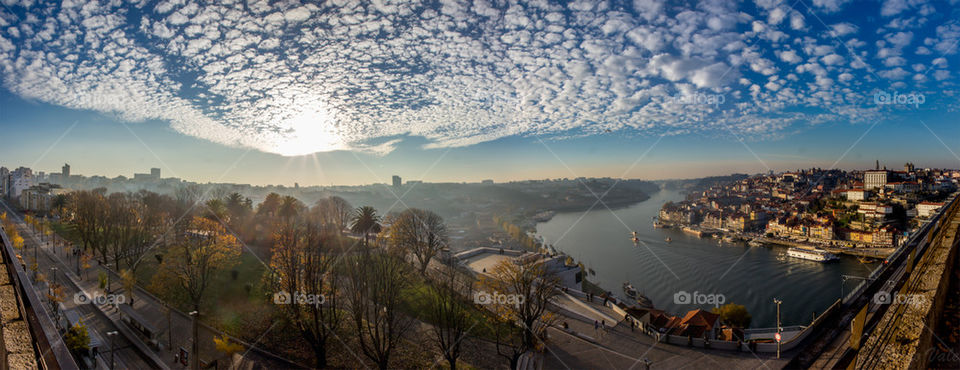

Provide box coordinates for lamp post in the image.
[189,310,199,370]
[106,331,118,370]
[774,298,782,359]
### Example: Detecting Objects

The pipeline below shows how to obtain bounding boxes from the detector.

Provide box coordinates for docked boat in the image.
[653,221,668,228]
[787,247,838,262]
[858,256,877,264]
[623,282,639,299]
[748,239,764,247]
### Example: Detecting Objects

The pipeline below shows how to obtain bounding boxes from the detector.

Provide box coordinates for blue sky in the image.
[0,0,958,186]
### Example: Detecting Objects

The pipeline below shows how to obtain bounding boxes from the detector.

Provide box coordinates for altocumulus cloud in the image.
[0,0,956,156]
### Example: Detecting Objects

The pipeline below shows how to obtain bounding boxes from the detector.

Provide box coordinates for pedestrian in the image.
[601,319,605,329]
[594,320,599,331]
[630,320,635,332]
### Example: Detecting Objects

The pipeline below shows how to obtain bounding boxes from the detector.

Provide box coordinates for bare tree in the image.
[389,208,448,275]
[480,257,560,368]
[344,251,414,369]
[328,196,352,233]
[269,220,344,368]
[428,264,473,370]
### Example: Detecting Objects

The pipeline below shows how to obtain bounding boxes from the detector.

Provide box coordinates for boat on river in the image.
[787,247,838,262]
[623,282,639,299]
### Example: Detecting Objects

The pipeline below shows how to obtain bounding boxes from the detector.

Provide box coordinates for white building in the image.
[864,170,888,190]
[917,202,945,218]
[8,167,33,198]
[844,189,867,201]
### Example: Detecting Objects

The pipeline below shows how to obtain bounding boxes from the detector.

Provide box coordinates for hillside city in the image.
[658,162,955,255]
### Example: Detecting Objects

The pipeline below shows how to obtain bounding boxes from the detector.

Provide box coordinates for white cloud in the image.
[812,0,851,12]
[790,12,806,31]
[880,0,909,16]
[0,0,950,157]
[767,7,786,25]
[777,50,802,64]
[829,23,857,37]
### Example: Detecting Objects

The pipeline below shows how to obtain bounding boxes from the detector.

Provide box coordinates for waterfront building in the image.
[917,202,945,218]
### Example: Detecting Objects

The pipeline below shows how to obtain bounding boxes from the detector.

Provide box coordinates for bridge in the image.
[789,192,960,368]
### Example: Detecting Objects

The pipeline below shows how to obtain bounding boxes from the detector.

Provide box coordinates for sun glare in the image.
[272,106,344,156]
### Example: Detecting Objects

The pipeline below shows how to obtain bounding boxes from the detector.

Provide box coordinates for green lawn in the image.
[399,273,511,342]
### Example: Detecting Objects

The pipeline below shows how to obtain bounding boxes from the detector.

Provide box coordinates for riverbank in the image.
[657,220,896,259]
[754,237,894,258]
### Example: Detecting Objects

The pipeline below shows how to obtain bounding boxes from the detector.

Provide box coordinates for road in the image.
[9,218,156,369]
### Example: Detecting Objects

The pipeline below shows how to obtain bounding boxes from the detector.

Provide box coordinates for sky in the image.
[0,0,958,186]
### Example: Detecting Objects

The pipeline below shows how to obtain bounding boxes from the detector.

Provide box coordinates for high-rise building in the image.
[392,175,402,188]
[9,167,34,198]
[151,167,161,178]
[62,163,70,178]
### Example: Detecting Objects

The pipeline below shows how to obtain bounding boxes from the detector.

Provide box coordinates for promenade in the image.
[544,290,791,369]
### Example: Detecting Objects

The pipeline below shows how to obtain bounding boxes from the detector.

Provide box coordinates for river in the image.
[535,188,875,328]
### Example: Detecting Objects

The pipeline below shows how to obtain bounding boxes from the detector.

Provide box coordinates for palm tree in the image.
[350,206,382,248]
[278,196,304,220]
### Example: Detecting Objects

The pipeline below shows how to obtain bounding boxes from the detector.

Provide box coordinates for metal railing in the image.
[0,224,78,370]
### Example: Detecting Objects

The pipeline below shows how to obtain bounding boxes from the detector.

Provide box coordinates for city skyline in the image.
[0,0,958,186]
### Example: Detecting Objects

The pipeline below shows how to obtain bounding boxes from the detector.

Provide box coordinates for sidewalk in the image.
[545,291,790,369]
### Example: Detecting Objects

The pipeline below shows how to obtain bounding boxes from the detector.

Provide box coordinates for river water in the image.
[536,188,875,328]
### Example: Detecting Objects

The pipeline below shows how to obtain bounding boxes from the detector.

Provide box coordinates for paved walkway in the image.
[545,292,791,369]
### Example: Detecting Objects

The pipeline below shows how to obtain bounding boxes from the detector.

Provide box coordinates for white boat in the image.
[787,247,838,262]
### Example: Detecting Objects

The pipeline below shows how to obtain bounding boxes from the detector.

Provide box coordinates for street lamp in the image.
[106,331,118,370]
[189,310,199,370]
[774,298,782,359]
